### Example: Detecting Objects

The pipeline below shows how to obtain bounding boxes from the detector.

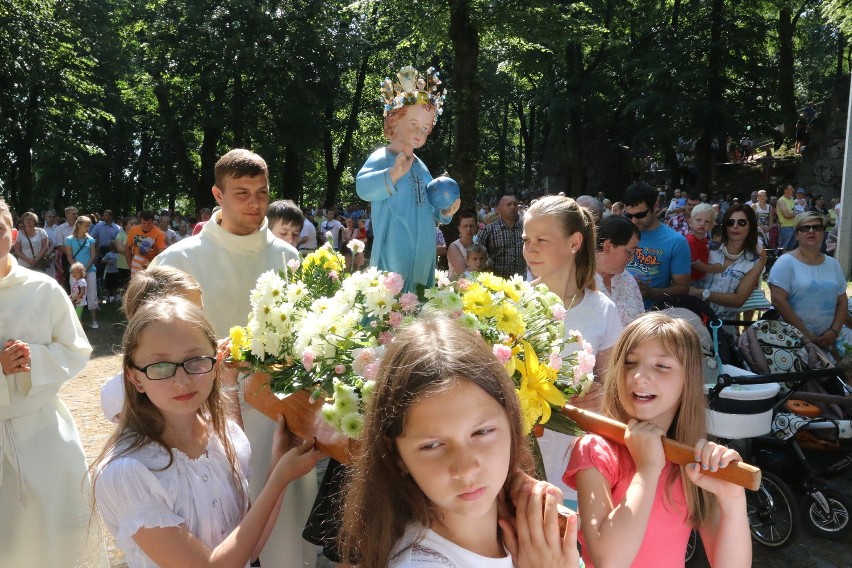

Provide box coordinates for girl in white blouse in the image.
[92,296,323,567]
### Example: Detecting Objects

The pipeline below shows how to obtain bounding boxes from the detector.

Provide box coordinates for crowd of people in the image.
[2,146,850,568]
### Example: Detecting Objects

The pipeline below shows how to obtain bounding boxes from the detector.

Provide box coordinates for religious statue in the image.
[356,66,460,292]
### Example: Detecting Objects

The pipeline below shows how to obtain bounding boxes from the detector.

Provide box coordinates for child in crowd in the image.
[709,224,723,250]
[0,199,108,566]
[92,296,324,567]
[69,262,88,318]
[101,242,121,303]
[65,215,100,328]
[340,317,580,568]
[100,266,204,424]
[462,243,488,278]
[267,199,305,250]
[686,203,724,284]
[564,313,751,567]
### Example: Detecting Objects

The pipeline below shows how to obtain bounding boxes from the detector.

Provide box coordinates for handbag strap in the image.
[73,238,88,260]
[23,230,36,257]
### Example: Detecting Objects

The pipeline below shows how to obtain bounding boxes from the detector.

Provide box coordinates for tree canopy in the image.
[2,0,851,215]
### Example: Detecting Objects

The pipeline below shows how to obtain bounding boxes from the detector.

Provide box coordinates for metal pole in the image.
[837,73,852,279]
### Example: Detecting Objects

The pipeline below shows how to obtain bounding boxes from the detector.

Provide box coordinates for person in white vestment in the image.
[150,149,318,567]
[0,198,108,568]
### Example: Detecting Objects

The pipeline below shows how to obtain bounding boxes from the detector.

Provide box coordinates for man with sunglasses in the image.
[623,182,691,309]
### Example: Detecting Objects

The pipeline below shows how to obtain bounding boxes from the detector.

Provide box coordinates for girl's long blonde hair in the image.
[601,312,714,526]
[73,215,92,238]
[340,316,534,567]
[525,195,597,291]
[90,297,245,507]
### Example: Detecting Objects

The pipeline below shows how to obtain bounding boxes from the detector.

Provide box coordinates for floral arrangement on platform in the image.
[229,241,594,439]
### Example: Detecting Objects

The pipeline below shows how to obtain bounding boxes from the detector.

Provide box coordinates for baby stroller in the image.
[733,319,852,539]
[654,301,852,556]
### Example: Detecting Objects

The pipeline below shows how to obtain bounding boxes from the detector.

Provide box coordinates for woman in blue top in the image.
[768,211,847,353]
[64,215,100,328]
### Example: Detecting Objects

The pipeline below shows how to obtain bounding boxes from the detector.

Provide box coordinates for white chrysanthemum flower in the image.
[333,386,359,415]
[340,412,365,438]
[360,380,377,405]
[321,403,341,427]
[364,287,393,316]
[347,239,365,254]
[285,281,308,303]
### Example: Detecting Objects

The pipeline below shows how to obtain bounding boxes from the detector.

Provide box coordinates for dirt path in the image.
[58,313,126,567]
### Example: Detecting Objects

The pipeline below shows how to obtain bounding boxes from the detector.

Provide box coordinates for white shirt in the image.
[389,524,514,568]
[299,218,318,250]
[320,218,344,249]
[95,422,251,568]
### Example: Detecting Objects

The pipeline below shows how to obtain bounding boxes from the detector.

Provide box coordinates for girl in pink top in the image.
[564,313,751,568]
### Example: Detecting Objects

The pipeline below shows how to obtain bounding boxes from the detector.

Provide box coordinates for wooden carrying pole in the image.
[561,405,762,491]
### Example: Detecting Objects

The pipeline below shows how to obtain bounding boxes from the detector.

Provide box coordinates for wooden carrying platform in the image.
[243,373,356,464]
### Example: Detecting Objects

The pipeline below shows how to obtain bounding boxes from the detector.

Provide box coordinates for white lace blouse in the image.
[95,421,251,568]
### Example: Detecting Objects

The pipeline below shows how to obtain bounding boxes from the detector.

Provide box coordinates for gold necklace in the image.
[565,289,580,311]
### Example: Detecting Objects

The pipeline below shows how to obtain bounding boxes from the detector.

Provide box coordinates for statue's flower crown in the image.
[381,66,445,124]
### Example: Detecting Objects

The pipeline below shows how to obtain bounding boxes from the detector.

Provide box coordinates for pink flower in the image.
[493,344,512,365]
[549,352,563,371]
[400,293,419,313]
[378,331,394,345]
[329,270,339,281]
[380,272,404,295]
[457,278,471,291]
[287,258,301,271]
[302,349,316,371]
[363,361,381,380]
[551,304,566,320]
[438,276,450,287]
[388,311,403,327]
[334,364,346,374]
[577,350,595,375]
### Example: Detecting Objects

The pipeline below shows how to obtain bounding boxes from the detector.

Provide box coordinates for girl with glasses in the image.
[92,296,323,567]
[688,204,767,323]
[767,211,847,353]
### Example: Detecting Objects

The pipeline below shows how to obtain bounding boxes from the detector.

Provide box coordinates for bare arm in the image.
[131,434,322,568]
[691,259,725,274]
[691,252,766,308]
[637,273,690,301]
[574,421,666,567]
[447,242,467,276]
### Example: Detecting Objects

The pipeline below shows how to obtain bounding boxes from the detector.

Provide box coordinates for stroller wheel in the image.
[747,472,798,548]
[803,489,851,539]
[684,529,706,565]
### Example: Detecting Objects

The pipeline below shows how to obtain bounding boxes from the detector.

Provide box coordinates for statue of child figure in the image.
[356,66,460,292]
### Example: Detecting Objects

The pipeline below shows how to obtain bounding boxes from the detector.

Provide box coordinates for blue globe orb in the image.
[426,175,460,211]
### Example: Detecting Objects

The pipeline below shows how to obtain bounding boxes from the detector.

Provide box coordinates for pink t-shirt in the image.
[686,233,710,282]
[563,434,691,568]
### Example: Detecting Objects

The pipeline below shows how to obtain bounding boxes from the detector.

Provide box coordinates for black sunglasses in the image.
[725,218,749,227]
[624,208,651,220]
[131,356,216,380]
[796,224,825,233]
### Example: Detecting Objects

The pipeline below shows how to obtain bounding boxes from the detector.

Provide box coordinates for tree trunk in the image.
[497,99,508,194]
[323,52,369,209]
[695,0,725,192]
[566,42,585,196]
[198,126,221,208]
[232,69,246,148]
[448,0,480,211]
[283,145,302,201]
[778,6,797,141]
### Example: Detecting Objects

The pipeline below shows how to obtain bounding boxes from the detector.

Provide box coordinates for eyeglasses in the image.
[131,356,216,380]
[796,224,825,233]
[725,218,749,227]
[623,208,651,220]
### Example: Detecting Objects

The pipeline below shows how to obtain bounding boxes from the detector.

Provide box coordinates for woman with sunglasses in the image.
[595,215,645,325]
[688,204,766,321]
[768,211,848,351]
